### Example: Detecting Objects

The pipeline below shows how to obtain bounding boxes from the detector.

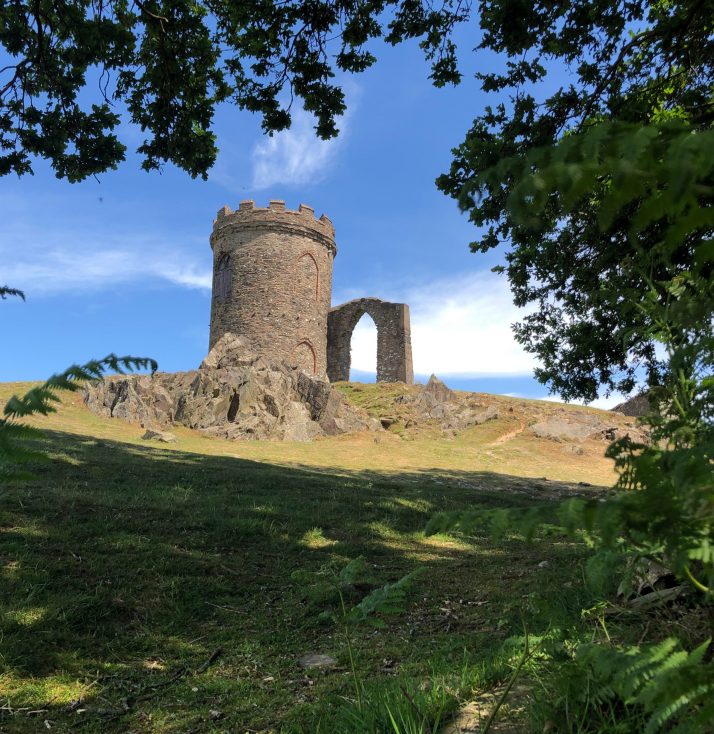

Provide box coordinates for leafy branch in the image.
[0,286,25,300]
[431,117,713,730]
[1,353,157,481]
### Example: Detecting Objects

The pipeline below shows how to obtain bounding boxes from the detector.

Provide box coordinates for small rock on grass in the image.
[298,653,337,669]
[141,428,178,443]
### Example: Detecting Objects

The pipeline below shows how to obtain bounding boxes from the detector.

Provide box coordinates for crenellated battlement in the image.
[211,200,336,254]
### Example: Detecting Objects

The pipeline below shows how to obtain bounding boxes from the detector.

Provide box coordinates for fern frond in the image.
[346,569,423,628]
[3,354,157,420]
[578,638,714,733]
[0,353,156,482]
[338,557,368,586]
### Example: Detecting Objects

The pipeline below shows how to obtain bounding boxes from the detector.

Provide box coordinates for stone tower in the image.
[209,200,336,376]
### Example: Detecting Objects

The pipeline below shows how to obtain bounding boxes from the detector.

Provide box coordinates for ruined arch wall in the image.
[327,298,414,383]
[209,200,336,375]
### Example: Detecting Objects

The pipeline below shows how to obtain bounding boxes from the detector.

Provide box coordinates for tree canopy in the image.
[436,0,714,399]
[0,0,465,180]
[2,0,712,400]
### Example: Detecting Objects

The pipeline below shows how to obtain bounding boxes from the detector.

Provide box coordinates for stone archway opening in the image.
[348,312,378,382]
[327,298,414,384]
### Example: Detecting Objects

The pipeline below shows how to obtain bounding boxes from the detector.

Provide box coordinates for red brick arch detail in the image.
[297,251,320,299]
[291,339,317,374]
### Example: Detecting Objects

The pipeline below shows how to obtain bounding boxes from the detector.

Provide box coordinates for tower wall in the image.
[209,200,336,376]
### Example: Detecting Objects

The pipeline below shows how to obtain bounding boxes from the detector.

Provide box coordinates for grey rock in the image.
[468,405,500,426]
[613,392,650,417]
[531,417,599,442]
[530,414,647,444]
[422,374,455,403]
[84,334,377,443]
[297,653,337,669]
[141,428,178,443]
[415,375,456,414]
[200,332,258,370]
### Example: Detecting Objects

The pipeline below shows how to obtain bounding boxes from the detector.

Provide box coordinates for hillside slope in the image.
[0,378,645,733]
[0,378,637,488]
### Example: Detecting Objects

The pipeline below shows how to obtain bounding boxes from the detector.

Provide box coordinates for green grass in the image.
[0,381,639,733]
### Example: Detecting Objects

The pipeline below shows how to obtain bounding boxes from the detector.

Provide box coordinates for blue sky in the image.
[0,28,622,408]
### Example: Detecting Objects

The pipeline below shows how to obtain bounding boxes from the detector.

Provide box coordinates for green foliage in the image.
[436,0,713,400]
[537,637,714,734]
[0,286,25,300]
[310,680,449,734]
[430,113,713,730]
[477,119,714,598]
[292,558,422,714]
[346,569,423,629]
[0,0,467,179]
[580,638,714,734]
[292,557,422,630]
[492,122,714,249]
[0,353,157,481]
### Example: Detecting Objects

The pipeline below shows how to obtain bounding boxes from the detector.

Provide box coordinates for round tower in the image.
[209,200,337,376]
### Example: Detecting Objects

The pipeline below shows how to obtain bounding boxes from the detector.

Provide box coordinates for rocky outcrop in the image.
[386,375,500,433]
[84,334,379,442]
[613,392,651,417]
[529,409,647,444]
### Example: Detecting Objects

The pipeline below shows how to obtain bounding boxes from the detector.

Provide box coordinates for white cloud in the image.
[348,270,538,377]
[539,393,626,410]
[250,106,351,190]
[0,222,211,295]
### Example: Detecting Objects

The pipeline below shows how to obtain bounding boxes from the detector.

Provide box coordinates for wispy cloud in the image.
[539,393,626,410]
[347,270,539,377]
[0,222,211,296]
[251,105,353,190]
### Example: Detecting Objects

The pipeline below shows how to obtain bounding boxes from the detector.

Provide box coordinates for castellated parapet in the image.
[209,200,336,376]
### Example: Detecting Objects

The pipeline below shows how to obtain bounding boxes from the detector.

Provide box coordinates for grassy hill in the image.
[0,381,634,733]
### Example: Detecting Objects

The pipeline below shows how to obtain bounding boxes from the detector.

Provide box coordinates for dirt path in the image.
[441,682,531,733]
[490,421,526,446]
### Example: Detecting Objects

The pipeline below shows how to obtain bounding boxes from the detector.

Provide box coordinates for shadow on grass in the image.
[0,430,608,732]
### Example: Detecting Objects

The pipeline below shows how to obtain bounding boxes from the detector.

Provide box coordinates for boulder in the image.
[141,428,178,443]
[530,416,601,442]
[200,333,258,370]
[530,413,647,444]
[417,374,455,408]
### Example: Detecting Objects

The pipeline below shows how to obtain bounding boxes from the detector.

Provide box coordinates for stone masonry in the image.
[209,201,414,384]
[327,298,414,383]
[210,200,336,376]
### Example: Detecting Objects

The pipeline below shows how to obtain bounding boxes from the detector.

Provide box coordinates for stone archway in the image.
[327,298,413,383]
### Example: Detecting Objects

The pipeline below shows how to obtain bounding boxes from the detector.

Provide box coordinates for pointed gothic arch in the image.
[214,253,232,303]
[291,339,318,374]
